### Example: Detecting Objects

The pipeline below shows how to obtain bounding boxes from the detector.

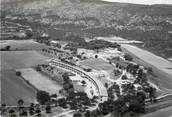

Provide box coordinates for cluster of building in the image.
[48,59,108,102]
[40,39,149,102]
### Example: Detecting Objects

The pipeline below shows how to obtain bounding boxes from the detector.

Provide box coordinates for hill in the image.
[1,0,172,58]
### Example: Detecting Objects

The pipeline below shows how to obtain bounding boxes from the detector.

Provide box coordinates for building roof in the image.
[69,75,82,81]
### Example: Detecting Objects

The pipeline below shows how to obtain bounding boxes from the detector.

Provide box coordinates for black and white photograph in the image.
[0,0,172,117]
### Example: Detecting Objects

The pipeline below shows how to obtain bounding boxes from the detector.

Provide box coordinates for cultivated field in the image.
[0,51,49,70]
[1,70,36,106]
[18,68,62,95]
[143,106,172,117]
[79,58,114,71]
[0,40,47,50]
[0,39,51,105]
[121,44,172,90]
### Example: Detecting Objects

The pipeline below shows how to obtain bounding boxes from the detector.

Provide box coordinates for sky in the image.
[101,0,172,5]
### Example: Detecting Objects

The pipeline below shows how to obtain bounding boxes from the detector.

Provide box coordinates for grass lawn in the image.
[0,51,50,70]
[1,70,37,106]
[18,68,62,95]
[79,58,114,71]
[0,40,47,50]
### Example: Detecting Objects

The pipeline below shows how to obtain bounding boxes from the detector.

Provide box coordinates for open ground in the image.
[0,40,47,50]
[79,58,114,71]
[18,68,62,95]
[1,70,37,105]
[1,40,51,105]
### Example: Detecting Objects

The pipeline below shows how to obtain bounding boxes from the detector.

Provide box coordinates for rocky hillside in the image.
[1,0,172,58]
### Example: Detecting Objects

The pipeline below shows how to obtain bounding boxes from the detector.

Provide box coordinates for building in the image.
[49,59,108,102]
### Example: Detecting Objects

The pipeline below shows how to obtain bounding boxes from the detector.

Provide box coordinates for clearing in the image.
[79,58,114,71]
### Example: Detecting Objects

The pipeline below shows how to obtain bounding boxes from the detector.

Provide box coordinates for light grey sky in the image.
[101,0,172,5]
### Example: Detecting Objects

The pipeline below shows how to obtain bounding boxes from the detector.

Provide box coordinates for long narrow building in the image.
[49,59,108,102]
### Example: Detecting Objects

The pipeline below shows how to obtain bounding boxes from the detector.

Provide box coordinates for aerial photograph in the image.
[0,0,172,117]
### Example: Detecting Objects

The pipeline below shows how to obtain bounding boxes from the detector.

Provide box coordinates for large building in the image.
[49,59,108,102]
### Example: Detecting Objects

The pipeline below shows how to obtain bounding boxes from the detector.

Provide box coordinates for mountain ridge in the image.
[1,0,172,58]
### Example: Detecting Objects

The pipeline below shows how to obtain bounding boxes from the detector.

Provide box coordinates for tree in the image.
[147,67,153,73]
[45,105,51,113]
[129,99,145,113]
[124,54,133,61]
[149,87,157,102]
[1,104,7,115]
[116,63,119,68]
[101,101,112,115]
[35,108,41,117]
[17,99,25,116]
[62,73,70,82]
[95,55,98,58]
[121,75,128,80]
[58,98,67,108]
[26,30,33,38]
[19,110,28,116]
[84,110,91,117]
[16,71,21,76]
[77,55,82,59]
[36,90,50,105]
[5,45,11,51]
[29,103,35,115]
[81,80,86,85]
[9,109,16,117]
[105,83,108,89]
[73,112,82,117]
[17,99,24,106]
[36,65,41,71]
[51,94,57,98]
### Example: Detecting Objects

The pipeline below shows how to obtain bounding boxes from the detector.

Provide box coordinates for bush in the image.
[124,54,133,61]
[45,105,51,113]
[36,90,50,105]
[16,71,21,76]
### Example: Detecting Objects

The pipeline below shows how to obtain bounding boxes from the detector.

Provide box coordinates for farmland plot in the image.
[0,51,49,70]
[1,70,36,106]
[18,68,62,95]
[79,58,114,71]
[0,40,47,50]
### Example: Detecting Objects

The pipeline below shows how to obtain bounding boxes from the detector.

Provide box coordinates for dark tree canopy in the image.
[36,90,50,105]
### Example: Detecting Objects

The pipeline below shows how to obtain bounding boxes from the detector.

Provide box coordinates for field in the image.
[1,70,36,106]
[0,51,49,70]
[1,40,51,105]
[18,68,62,95]
[79,58,114,71]
[121,44,172,90]
[143,106,172,117]
[0,40,47,50]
